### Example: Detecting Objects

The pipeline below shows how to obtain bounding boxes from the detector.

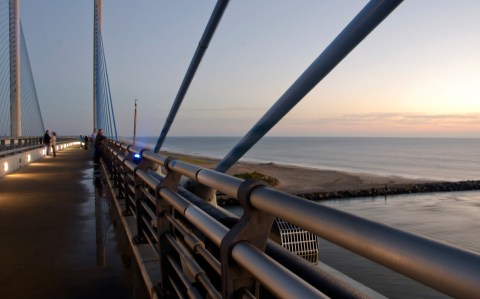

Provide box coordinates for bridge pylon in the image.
[93,0,102,131]
[9,0,21,137]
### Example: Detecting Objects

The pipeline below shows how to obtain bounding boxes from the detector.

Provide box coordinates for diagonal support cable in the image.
[102,39,118,140]
[214,0,404,173]
[153,0,230,153]
[19,21,44,136]
[96,32,117,140]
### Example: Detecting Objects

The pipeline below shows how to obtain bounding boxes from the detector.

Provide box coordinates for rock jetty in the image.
[217,180,480,206]
[298,180,480,201]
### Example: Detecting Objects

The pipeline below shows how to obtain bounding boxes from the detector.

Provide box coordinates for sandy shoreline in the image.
[161,150,434,195]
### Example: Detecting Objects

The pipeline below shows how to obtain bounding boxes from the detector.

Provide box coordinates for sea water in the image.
[136,136,479,181]
[319,191,480,298]
[135,136,479,297]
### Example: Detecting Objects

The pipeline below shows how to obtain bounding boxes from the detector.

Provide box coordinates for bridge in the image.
[1,0,480,298]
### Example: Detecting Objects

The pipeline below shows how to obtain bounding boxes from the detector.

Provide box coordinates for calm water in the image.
[226,190,480,298]
[318,191,480,298]
[136,136,479,181]
[136,136,479,297]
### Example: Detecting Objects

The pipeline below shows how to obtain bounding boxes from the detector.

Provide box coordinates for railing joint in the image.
[220,179,274,298]
[153,156,183,293]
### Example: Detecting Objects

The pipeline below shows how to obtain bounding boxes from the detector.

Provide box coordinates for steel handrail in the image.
[103,140,480,298]
[1,137,41,156]
[0,137,77,156]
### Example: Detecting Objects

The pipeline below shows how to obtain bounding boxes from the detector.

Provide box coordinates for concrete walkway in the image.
[0,146,147,299]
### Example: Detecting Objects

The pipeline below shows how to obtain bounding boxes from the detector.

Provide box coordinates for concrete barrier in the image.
[0,141,80,178]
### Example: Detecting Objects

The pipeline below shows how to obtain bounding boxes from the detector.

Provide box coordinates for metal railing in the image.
[100,140,480,299]
[0,136,43,156]
[0,136,78,157]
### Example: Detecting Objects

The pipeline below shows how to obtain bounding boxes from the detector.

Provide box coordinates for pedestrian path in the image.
[0,147,147,299]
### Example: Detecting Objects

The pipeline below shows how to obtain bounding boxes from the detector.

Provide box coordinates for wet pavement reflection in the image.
[0,148,149,299]
[84,164,149,299]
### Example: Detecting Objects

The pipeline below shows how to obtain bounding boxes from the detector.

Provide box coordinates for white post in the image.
[9,0,21,137]
[133,99,138,145]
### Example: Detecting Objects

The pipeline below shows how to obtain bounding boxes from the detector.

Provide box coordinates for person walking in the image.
[94,128,106,163]
[51,132,57,157]
[91,128,97,148]
[84,135,89,150]
[43,130,51,156]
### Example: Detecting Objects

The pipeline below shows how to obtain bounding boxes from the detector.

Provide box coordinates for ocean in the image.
[136,136,479,181]
[136,136,479,297]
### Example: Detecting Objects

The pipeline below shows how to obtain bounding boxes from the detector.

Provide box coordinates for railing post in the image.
[220,180,274,298]
[112,151,121,187]
[185,182,217,205]
[119,161,127,200]
[115,143,128,200]
[132,149,155,244]
[133,167,147,244]
[124,165,135,216]
[155,157,182,296]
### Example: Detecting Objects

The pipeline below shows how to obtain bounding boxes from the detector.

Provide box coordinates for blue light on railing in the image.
[133,153,141,164]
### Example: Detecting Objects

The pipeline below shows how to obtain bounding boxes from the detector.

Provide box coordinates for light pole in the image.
[133,99,138,145]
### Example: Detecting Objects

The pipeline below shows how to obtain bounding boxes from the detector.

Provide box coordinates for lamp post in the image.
[133,99,138,145]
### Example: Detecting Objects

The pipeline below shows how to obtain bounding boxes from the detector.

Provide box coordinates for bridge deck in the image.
[0,147,146,299]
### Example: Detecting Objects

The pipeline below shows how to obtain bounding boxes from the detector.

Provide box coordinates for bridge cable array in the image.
[0,0,12,136]
[151,0,402,175]
[19,22,44,136]
[95,31,117,141]
[0,0,44,137]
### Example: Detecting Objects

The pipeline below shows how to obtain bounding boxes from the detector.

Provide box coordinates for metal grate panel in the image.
[275,218,319,264]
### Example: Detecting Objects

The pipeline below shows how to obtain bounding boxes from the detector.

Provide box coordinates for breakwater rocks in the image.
[298,180,480,201]
[216,180,480,206]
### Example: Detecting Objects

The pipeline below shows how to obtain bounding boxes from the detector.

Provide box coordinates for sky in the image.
[20,0,480,138]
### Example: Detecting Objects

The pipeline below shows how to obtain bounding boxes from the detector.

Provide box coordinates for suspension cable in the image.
[153,0,230,153]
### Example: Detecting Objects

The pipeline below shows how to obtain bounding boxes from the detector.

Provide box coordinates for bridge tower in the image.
[93,0,102,131]
[9,0,21,137]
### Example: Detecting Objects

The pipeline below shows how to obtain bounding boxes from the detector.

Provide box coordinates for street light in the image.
[133,99,138,145]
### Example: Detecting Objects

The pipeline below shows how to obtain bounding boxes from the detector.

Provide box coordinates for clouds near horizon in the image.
[19,1,480,138]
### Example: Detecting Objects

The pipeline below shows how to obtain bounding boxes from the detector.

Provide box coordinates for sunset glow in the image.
[20,0,480,138]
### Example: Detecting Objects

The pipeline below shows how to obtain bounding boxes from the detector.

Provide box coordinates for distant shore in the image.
[161,150,480,203]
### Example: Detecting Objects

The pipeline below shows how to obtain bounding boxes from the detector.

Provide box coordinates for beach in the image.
[161,150,435,195]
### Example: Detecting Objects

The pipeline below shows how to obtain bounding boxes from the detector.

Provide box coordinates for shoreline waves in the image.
[161,151,480,204]
[136,136,479,182]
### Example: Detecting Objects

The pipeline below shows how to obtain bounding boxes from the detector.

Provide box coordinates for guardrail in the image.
[100,140,480,299]
[0,136,43,157]
[1,137,80,177]
[0,136,78,157]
